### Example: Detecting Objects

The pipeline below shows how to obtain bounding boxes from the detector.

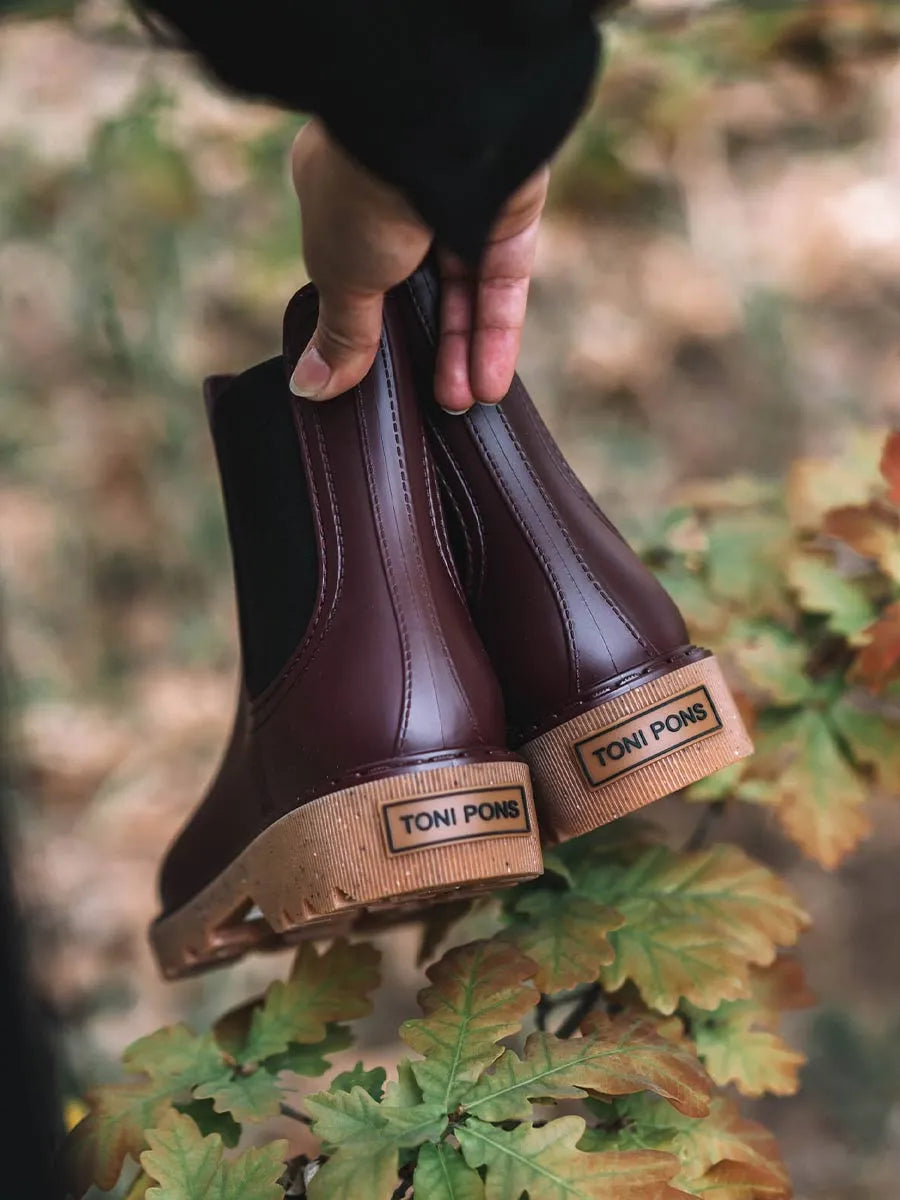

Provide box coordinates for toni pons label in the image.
[573,685,723,788]
[381,785,531,854]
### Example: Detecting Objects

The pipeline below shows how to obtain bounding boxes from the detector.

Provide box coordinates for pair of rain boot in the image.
[151,263,752,979]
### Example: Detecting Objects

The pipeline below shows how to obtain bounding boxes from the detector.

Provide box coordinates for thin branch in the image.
[556,983,604,1039]
[280,1102,313,1127]
[684,799,726,852]
[536,995,552,1032]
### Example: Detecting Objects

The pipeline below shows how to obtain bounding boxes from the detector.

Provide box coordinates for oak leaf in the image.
[60,1024,229,1195]
[881,430,900,505]
[753,709,871,867]
[687,960,813,1098]
[726,622,813,705]
[305,1087,447,1200]
[236,939,380,1063]
[331,1061,387,1100]
[581,1093,789,1193]
[413,1141,486,1200]
[400,940,538,1108]
[785,553,874,644]
[457,1116,691,1200]
[822,504,900,582]
[852,602,900,692]
[140,1109,286,1200]
[830,698,900,791]
[582,846,808,1012]
[501,891,624,992]
[461,1016,710,1123]
[193,1069,284,1124]
[786,432,886,531]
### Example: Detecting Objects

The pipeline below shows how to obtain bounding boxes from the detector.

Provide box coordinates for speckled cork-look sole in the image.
[521,655,752,845]
[151,760,542,979]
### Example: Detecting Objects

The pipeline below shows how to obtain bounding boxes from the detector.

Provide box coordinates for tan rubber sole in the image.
[151,760,542,979]
[521,655,752,844]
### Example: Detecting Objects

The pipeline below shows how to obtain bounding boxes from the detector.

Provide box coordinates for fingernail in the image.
[290,343,331,398]
[439,406,469,417]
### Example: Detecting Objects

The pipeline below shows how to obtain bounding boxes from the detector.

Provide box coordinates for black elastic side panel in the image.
[210,357,318,698]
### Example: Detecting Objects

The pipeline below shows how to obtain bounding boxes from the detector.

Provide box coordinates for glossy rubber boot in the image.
[398,263,752,845]
[150,285,542,978]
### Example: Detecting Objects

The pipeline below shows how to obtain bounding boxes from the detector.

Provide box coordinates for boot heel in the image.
[151,760,541,979]
[521,655,752,844]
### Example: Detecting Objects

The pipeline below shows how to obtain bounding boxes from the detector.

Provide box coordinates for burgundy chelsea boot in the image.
[397,263,752,845]
[151,284,542,979]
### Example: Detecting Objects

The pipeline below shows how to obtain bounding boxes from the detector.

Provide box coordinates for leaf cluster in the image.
[645,430,900,868]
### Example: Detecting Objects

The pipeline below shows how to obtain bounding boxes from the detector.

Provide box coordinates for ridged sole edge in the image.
[150,760,542,979]
[521,656,753,844]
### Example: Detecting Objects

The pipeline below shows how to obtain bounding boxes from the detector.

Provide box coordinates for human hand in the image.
[289,119,548,413]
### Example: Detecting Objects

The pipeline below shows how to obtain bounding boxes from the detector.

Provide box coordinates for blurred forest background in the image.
[1,1,900,1197]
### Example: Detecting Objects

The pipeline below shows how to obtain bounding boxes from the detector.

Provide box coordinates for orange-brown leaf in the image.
[852,602,900,692]
[685,1159,792,1198]
[880,430,900,505]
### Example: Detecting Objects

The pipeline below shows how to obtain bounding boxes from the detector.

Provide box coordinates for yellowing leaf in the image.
[682,1160,791,1198]
[61,1085,171,1196]
[264,1024,354,1078]
[787,432,886,531]
[462,1016,710,1123]
[823,504,900,582]
[414,1141,486,1200]
[687,960,812,1098]
[400,940,538,1108]
[852,602,900,693]
[727,622,813,705]
[457,1116,690,1200]
[193,1069,284,1123]
[123,1026,225,1088]
[140,1110,286,1200]
[584,846,808,1013]
[502,892,624,992]
[754,709,871,868]
[581,1093,789,1193]
[238,939,380,1063]
[786,553,875,644]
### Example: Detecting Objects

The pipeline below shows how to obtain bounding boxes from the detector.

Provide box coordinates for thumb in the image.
[289,287,385,400]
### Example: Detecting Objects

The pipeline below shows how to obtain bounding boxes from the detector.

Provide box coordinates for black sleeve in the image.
[141,0,602,261]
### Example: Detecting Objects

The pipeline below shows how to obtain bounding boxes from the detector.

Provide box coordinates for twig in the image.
[536,995,552,1032]
[556,983,604,1039]
[684,799,726,852]
[280,1102,313,1127]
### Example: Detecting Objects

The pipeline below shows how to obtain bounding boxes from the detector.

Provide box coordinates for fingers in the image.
[434,254,476,413]
[290,288,384,400]
[435,167,548,413]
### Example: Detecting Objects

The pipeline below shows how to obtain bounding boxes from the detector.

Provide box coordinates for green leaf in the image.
[400,940,538,1108]
[307,1147,398,1200]
[653,564,727,639]
[726,621,813,705]
[140,1109,286,1200]
[831,697,900,791]
[263,1024,353,1078]
[786,553,875,644]
[123,1025,226,1089]
[194,1068,284,1123]
[704,512,788,615]
[414,1142,486,1200]
[331,1061,387,1101]
[383,1058,424,1107]
[753,708,871,868]
[173,1099,241,1149]
[305,1086,447,1152]
[581,845,808,1013]
[457,1116,689,1200]
[501,893,624,993]
[238,939,380,1064]
[461,1015,710,1123]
